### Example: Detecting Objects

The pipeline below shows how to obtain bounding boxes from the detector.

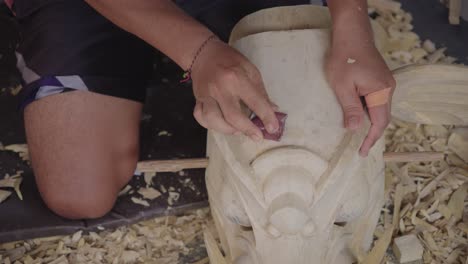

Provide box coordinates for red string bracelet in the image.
[180,34,217,83]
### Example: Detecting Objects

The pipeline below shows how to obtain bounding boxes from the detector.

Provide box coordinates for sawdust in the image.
[365,2,468,263]
[0,1,466,263]
[380,119,468,263]
[0,209,212,264]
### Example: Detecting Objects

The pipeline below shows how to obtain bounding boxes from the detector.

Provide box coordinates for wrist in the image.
[180,34,219,82]
[328,0,373,47]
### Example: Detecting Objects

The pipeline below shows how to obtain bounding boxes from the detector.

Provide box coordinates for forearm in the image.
[85,0,214,69]
[327,0,374,48]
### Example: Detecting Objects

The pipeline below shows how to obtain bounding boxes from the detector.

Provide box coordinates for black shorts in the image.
[11,0,310,109]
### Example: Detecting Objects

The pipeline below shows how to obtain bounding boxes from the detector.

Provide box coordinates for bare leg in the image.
[24,91,142,219]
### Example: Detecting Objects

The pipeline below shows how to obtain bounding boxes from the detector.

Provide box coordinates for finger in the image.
[238,74,279,134]
[359,104,390,157]
[202,98,238,134]
[334,84,365,131]
[217,93,263,142]
[193,101,208,129]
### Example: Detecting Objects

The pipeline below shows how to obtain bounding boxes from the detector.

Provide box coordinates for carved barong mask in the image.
[205,5,468,264]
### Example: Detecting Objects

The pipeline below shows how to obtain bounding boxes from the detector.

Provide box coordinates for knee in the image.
[37,160,137,220]
[43,188,116,219]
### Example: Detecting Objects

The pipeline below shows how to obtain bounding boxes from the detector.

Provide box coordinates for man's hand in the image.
[84,0,279,141]
[191,39,279,141]
[327,0,396,157]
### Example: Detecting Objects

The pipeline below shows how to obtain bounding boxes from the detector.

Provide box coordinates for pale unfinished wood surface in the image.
[449,0,462,24]
[229,5,389,52]
[392,64,468,125]
[205,5,468,264]
[448,127,468,162]
[207,27,385,264]
[382,151,444,163]
[136,158,209,172]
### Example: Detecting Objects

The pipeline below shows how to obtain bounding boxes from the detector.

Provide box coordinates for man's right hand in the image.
[191,39,279,142]
[84,0,279,141]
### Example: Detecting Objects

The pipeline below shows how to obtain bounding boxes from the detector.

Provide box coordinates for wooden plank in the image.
[136,158,209,173]
[135,151,444,173]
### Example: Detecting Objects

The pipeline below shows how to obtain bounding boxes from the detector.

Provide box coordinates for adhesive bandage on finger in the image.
[365,87,392,108]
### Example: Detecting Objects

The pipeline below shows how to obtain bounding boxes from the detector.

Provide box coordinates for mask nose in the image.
[251,147,328,236]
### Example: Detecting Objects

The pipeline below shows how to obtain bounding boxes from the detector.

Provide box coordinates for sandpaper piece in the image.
[251,112,288,141]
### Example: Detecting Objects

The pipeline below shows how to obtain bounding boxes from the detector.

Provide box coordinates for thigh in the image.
[15,0,154,107]
[24,91,142,218]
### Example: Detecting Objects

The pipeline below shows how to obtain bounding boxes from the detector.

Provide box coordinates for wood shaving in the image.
[447,183,468,221]
[368,2,467,263]
[0,190,12,203]
[9,85,22,96]
[137,187,162,200]
[131,197,150,207]
[448,128,468,163]
[3,144,29,162]
[0,172,24,201]
[157,131,172,137]
[392,234,424,263]
[118,185,132,197]
[422,40,436,53]
[362,225,394,264]
[347,58,356,64]
[167,192,180,206]
[143,172,157,187]
[0,209,211,263]
[382,119,468,263]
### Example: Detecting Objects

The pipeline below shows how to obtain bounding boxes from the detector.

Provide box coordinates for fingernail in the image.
[266,123,278,134]
[271,103,280,111]
[250,133,262,142]
[348,117,360,130]
[359,148,368,157]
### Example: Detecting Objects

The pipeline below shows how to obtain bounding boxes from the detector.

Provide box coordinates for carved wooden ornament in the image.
[205,5,468,264]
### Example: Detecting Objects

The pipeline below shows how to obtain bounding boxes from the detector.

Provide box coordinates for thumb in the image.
[335,86,365,131]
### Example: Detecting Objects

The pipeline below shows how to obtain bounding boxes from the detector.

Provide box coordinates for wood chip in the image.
[4,144,29,161]
[448,128,468,163]
[167,191,180,206]
[0,175,23,201]
[138,187,162,200]
[393,234,424,263]
[362,225,394,264]
[143,172,157,187]
[118,185,132,197]
[447,182,468,221]
[131,197,150,207]
[347,58,356,64]
[368,0,402,12]
[203,229,227,264]
[9,85,22,96]
[0,190,12,203]
[392,184,404,232]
